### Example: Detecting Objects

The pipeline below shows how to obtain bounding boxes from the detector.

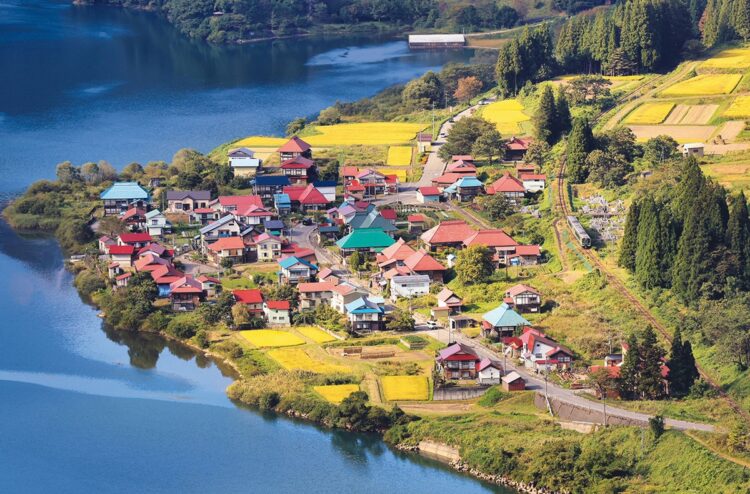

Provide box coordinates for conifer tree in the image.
[658,206,677,287]
[668,328,700,397]
[727,191,750,284]
[639,326,666,400]
[673,156,706,224]
[566,118,594,184]
[619,200,640,272]
[672,203,713,302]
[618,333,640,400]
[533,85,557,145]
[635,196,662,289]
[555,86,572,137]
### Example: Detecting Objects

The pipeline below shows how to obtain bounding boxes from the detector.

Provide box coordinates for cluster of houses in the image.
[435,342,526,391]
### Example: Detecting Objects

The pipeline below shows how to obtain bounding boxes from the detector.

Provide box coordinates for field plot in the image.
[314,384,360,404]
[480,99,530,135]
[386,146,413,166]
[724,96,750,119]
[700,47,750,70]
[233,137,287,148]
[381,375,429,401]
[240,330,305,348]
[235,122,425,149]
[296,326,336,344]
[660,74,742,97]
[627,125,716,143]
[378,168,408,181]
[623,103,675,124]
[663,104,718,125]
[268,348,349,373]
[702,161,750,191]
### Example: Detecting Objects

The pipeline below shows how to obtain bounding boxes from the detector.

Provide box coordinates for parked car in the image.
[302,218,313,226]
[425,320,440,330]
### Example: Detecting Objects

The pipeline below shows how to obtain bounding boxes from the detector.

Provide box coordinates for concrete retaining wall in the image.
[534,393,648,427]
[433,386,490,401]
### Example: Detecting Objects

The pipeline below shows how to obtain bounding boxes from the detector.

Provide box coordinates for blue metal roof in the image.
[454,176,483,188]
[482,303,530,327]
[100,182,150,200]
[273,193,291,205]
[345,297,383,314]
[278,256,318,270]
[264,219,285,229]
[256,176,290,186]
[314,181,337,188]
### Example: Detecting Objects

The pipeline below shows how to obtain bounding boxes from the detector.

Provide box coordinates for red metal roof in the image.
[407,214,426,223]
[118,233,152,244]
[121,207,146,220]
[463,229,518,248]
[298,184,329,204]
[193,208,215,214]
[280,156,314,169]
[519,173,547,181]
[380,208,397,220]
[506,136,532,151]
[432,173,466,185]
[277,136,311,153]
[341,166,359,177]
[488,172,525,193]
[218,195,263,210]
[418,186,441,196]
[421,220,474,245]
[208,237,245,251]
[233,289,263,304]
[451,155,474,162]
[266,300,290,310]
[115,272,132,281]
[298,281,335,293]
[404,249,446,272]
[108,245,135,255]
[514,245,541,256]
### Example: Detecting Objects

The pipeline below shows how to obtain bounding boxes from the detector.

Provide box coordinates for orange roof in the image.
[404,249,446,272]
[377,238,416,264]
[208,237,246,252]
[341,166,359,177]
[463,229,518,248]
[488,172,525,193]
[420,220,474,245]
[298,281,335,293]
[407,214,426,223]
[520,173,546,181]
[432,173,469,185]
[218,195,263,210]
[277,136,311,153]
[418,186,441,196]
[506,136,532,151]
[514,245,541,256]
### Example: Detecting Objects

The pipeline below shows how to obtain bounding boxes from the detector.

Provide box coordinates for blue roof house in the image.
[444,176,484,202]
[345,296,385,332]
[273,193,292,215]
[100,182,150,216]
[278,255,318,284]
[482,302,531,338]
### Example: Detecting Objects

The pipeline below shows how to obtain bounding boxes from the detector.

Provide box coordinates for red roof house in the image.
[277,136,312,160]
[486,172,526,204]
[420,220,475,250]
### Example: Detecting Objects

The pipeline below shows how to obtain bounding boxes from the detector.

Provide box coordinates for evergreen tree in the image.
[727,191,750,284]
[682,340,700,391]
[566,118,594,184]
[618,333,640,399]
[619,200,640,272]
[657,206,677,286]
[673,156,706,224]
[732,0,750,40]
[555,86,572,137]
[635,196,662,289]
[533,85,558,145]
[672,202,713,302]
[639,326,667,400]
[668,328,700,397]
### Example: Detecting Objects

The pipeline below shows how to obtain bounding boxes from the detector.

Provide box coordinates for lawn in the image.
[386,146,413,166]
[381,375,429,401]
[700,46,750,70]
[480,99,530,135]
[314,384,360,404]
[267,348,349,373]
[240,330,305,348]
[723,95,750,119]
[296,326,336,344]
[623,102,675,124]
[660,74,742,97]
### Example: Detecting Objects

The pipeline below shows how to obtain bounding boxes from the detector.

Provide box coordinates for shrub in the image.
[166,313,201,339]
[478,387,510,407]
[142,311,171,332]
[259,391,281,410]
[195,330,208,349]
[74,269,105,298]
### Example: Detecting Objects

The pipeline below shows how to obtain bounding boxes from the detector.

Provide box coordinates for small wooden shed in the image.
[501,371,526,392]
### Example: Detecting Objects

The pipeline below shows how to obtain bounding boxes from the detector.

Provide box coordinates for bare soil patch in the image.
[681,104,719,125]
[627,124,716,143]
[664,104,689,124]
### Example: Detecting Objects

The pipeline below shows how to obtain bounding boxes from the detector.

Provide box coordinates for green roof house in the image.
[335,228,395,256]
[482,302,531,338]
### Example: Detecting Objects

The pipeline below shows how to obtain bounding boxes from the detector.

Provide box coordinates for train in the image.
[567,215,591,248]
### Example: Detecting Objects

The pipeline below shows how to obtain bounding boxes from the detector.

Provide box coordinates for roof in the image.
[273,193,292,206]
[217,195,264,210]
[452,155,474,162]
[280,156,314,169]
[432,173,469,185]
[477,358,502,372]
[100,182,149,200]
[377,238,416,263]
[332,282,359,296]
[255,232,281,244]
[277,136,311,153]
[228,147,255,157]
[409,34,465,43]
[506,284,540,297]
[420,220,474,245]
[407,214,426,223]
[341,166,359,177]
[278,256,318,270]
[336,228,396,250]
[380,208,397,221]
[463,229,518,248]
[488,172,525,193]
[298,184,329,205]
[437,342,478,361]
[298,281,335,293]
[238,205,272,217]
[446,161,477,173]
[416,132,432,142]
[255,176,291,187]
[264,219,285,229]
[314,180,337,188]
[450,176,483,189]
[520,174,547,181]
[505,136,532,151]
[266,300,290,310]
[437,287,461,303]
[137,243,167,257]
[145,209,164,219]
[116,272,132,281]
[199,214,238,235]
[404,250,446,272]
[514,245,541,256]
[345,296,384,314]
[483,303,531,328]
[208,236,246,252]
[417,186,441,197]
[348,210,397,232]
[166,190,211,201]
[356,168,385,180]
[169,276,203,294]
[119,233,152,244]
[683,142,704,149]
[197,275,221,284]
[121,207,145,220]
[233,289,263,304]
[391,274,431,284]
[501,371,524,384]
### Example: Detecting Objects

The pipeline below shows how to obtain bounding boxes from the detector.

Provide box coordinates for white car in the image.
[425,320,440,330]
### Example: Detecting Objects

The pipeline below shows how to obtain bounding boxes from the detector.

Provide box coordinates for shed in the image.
[682,142,704,157]
[501,371,526,392]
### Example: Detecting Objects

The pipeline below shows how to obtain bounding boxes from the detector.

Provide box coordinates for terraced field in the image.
[700,47,750,71]
[660,74,742,97]
[314,384,361,404]
[624,102,675,124]
[268,348,349,373]
[386,146,413,166]
[480,99,530,135]
[240,330,305,348]
[381,375,430,401]
[724,96,750,119]
[235,122,426,149]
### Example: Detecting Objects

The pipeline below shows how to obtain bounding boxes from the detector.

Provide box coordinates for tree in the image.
[586,150,633,188]
[524,140,550,169]
[618,200,640,272]
[453,76,483,103]
[348,250,363,272]
[286,117,306,136]
[231,303,251,327]
[317,106,341,125]
[567,75,612,105]
[634,196,663,289]
[566,118,594,183]
[455,245,494,285]
[668,328,700,397]
[478,193,515,221]
[555,86,572,137]
[56,161,80,183]
[618,333,640,400]
[56,218,93,250]
[439,116,495,160]
[386,308,415,332]
[402,71,443,109]
[726,192,750,285]
[472,127,505,165]
[638,326,666,400]
[98,215,128,238]
[649,415,665,440]
[121,162,144,180]
[643,135,679,165]
[533,85,558,145]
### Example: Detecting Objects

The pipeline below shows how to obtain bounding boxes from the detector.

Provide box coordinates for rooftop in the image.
[100,182,150,201]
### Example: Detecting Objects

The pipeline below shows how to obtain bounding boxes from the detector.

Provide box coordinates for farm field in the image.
[296,326,336,344]
[378,168,408,181]
[663,104,719,125]
[627,124,716,143]
[480,99,530,135]
[314,384,361,404]
[235,122,426,149]
[267,348,349,373]
[623,102,675,124]
[660,74,742,97]
[381,375,429,401]
[700,46,750,70]
[386,146,413,166]
[240,330,305,348]
[702,160,750,192]
[724,96,750,119]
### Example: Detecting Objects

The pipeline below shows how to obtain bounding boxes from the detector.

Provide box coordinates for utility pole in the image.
[431,102,436,138]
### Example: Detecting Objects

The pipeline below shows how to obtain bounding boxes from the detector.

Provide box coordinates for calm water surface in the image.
[0,1,512,493]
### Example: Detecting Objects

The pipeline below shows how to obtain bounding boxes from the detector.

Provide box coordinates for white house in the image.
[519,328,574,371]
[477,358,503,385]
[199,214,244,250]
[145,209,171,237]
[390,274,430,301]
[313,181,337,202]
[331,282,367,314]
[228,147,262,176]
[263,300,291,326]
[682,142,704,158]
[520,174,546,194]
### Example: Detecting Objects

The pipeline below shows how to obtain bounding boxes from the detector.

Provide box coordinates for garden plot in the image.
[660,74,742,97]
[241,330,305,348]
[381,375,430,401]
[314,384,360,404]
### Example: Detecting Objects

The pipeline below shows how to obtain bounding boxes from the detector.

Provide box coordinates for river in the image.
[0,1,512,493]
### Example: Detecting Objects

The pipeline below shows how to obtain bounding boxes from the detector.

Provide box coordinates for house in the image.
[341,166,359,182]
[431,173,468,189]
[255,232,282,261]
[463,229,519,266]
[520,328,574,371]
[134,253,171,273]
[107,262,122,279]
[376,238,416,268]
[345,297,385,332]
[280,156,315,185]
[504,284,542,313]
[99,235,116,254]
[197,275,221,297]
[407,214,427,233]
[356,168,388,197]
[115,272,132,289]
[150,264,185,296]
[384,174,399,195]
[191,208,220,226]
[477,359,504,385]
[273,193,292,215]
[446,160,477,175]
[403,249,446,282]
[199,215,243,248]
[443,176,484,202]
[277,136,312,161]
[448,314,476,333]
[482,303,531,338]
[254,176,291,201]
[416,186,442,204]
[313,181,337,203]
[319,225,341,240]
[298,281,335,310]
[118,232,153,249]
[508,245,542,266]
[331,282,367,314]
[166,190,211,213]
[235,205,274,226]
[345,179,365,196]
[283,184,329,211]
[228,147,262,176]
[390,274,430,301]
[264,300,291,326]
[452,155,474,163]
[416,132,432,153]
[212,195,264,214]
[505,136,532,161]
[100,182,150,216]
[136,243,171,261]
[107,244,135,268]
[408,33,465,48]
[233,289,264,317]
[520,174,546,194]
[263,219,285,237]
[437,288,463,313]
[421,220,475,251]
[336,228,395,257]
[501,371,526,391]
[436,343,481,381]
[207,236,247,265]
[486,172,526,205]
[145,209,171,237]
[516,163,536,175]
[347,209,397,235]
[120,207,147,230]
[169,275,203,311]
[682,142,704,158]
[278,256,318,284]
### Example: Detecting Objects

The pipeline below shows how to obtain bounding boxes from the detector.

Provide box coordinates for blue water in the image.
[0,1,510,492]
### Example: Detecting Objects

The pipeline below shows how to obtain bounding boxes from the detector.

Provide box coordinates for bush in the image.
[195,330,208,349]
[142,311,171,332]
[478,386,510,407]
[74,269,106,298]
[166,313,201,339]
[259,391,281,410]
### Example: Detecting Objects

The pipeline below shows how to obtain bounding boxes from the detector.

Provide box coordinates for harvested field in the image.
[268,348,349,373]
[663,104,690,124]
[628,124,716,143]
[381,375,430,401]
[660,74,742,97]
[240,330,305,348]
[681,104,719,124]
[314,384,360,404]
[724,96,750,119]
[702,161,750,190]
[623,102,674,124]
[361,345,398,359]
[717,121,747,141]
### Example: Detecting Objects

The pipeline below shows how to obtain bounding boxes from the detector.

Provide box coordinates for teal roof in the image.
[145,209,162,219]
[345,297,383,314]
[278,256,318,270]
[454,176,483,188]
[336,228,395,250]
[100,182,150,200]
[483,303,530,327]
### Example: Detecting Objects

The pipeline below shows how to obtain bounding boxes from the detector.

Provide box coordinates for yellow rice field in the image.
[386,146,413,166]
[480,99,530,135]
[235,122,426,148]
[700,47,750,70]
[623,102,675,124]
[296,326,336,344]
[724,96,750,119]
[240,330,305,348]
[233,137,288,147]
[378,168,408,181]
[268,348,349,373]
[314,384,360,404]
[660,74,742,97]
[381,375,429,401]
